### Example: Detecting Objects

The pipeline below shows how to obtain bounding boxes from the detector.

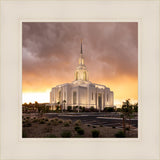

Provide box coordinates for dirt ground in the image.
[22,115,138,138]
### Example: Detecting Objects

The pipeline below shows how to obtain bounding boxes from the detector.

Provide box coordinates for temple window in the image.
[73,91,77,104]
[76,72,78,80]
[92,92,93,100]
[83,71,86,81]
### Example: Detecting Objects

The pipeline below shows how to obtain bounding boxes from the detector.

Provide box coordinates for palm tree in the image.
[57,101,60,112]
[121,99,134,135]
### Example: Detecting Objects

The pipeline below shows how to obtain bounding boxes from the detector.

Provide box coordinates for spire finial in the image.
[81,39,83,54]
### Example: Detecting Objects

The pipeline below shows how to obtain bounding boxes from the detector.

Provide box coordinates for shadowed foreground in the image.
[22,113,138,138]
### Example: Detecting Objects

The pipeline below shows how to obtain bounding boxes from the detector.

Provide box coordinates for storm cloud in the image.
[22,22,138,102]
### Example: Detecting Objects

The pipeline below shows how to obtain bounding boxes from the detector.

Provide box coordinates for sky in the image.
[22,22,138,107]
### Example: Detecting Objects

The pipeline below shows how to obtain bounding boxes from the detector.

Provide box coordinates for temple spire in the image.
[81,39,83,54]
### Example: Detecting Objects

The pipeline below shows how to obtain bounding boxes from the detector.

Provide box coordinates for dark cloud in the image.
[22,22,138,92]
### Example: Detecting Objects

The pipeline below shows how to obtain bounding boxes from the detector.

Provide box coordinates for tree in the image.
[56,101,61,112]
[67,106,72,112]
[35,101,39,113]
[62,100,66,111]
[121,99,134,135]
[90,106,95,112]
[133,103,138,112]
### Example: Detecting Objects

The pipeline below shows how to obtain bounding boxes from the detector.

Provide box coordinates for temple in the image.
[50,40,114,111]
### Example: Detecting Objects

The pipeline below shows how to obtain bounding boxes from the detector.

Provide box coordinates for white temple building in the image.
[50,41,114,111]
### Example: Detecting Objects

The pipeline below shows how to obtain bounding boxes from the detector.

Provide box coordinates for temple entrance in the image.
[98,93,102,111]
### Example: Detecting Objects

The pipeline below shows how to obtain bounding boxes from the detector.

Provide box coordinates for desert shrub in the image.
[115,131,125,138]
[33,117,36,119]
[50,119,54,122]
[61,130,72,138]
[47,134,56,138]
[100,125,103,127]
[63,122,70,127]
[92,130,100,138]
[58,119,63,124]
[74,126,80,131]
[74,120,81,126]
[112,126,116,129]
[55,118,59,121]
[67,119,72,124]
[26,116,30,120]
[92,126,96,128]
[76,128,84,135]
[87,124,90,127]
[45,118,49,121]
[39,120,45,124]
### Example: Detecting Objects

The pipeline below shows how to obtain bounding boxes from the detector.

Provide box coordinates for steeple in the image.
[81,39,83,54]
[79,40,84,65]
[74,40,89,82]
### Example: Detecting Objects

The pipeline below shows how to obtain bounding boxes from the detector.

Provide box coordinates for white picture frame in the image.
[0,0,159,160]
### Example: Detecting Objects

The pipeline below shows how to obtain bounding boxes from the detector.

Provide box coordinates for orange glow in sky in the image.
[22,22,138,107]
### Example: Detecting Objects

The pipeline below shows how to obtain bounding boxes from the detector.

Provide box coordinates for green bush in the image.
[61,130,72,138]
[77,128,84,135]
[67,106,72,112]
[64,122,70,127]
[58,120,63,124]
[92,130,100,138]
[115,131,125,138]
[74,126,80,131]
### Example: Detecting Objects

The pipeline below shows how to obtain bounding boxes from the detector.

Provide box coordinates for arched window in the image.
[76,72,78,80]
[83,71,86,81]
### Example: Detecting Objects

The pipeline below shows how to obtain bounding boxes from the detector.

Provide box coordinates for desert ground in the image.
[22,112,138,138]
